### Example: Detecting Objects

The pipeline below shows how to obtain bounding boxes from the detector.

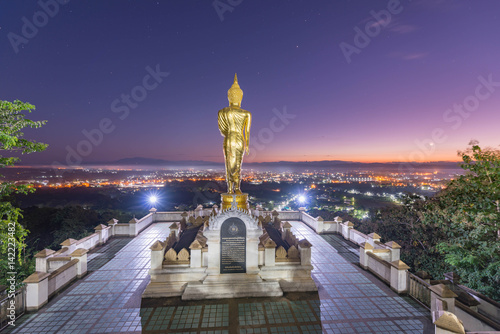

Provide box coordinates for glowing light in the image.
[149,195,158,205]
[298,195,306,203]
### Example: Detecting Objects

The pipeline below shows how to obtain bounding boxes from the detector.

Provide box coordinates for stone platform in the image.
[4,221,432,333]
[182,274,283,300]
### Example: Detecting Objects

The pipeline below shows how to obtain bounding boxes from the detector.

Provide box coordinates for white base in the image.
[142,282,187,298]
[182,274,283,300]
[279,279,318,292]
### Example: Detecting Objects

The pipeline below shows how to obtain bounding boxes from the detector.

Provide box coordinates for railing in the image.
[0,286,25,331]
[408,272,431,309]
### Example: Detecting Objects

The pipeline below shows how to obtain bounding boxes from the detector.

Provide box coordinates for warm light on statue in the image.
[218,74,252,194]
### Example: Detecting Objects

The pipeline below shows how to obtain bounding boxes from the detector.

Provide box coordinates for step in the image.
[182,280,283,300]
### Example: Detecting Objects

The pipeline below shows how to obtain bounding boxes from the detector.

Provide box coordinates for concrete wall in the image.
[350,229,368,245]
[153,211,184,222]
[47,260,78,298]
[276,211,301,221]
[367,252,391,283]
[114,224,130,236]
[75,233,101,250]
[455,306,497,332]
[136,213,154,234]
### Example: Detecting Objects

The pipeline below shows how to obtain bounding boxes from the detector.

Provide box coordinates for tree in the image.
[0,100,47,262]
[421,141,500,300]
[368,194,451,277]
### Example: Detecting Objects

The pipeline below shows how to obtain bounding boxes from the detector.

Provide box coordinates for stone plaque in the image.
[220,218,246,274]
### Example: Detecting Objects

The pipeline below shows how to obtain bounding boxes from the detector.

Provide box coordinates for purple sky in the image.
[1,0,499,165]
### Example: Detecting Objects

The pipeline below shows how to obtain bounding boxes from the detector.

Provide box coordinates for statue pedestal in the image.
[221,193,248,211]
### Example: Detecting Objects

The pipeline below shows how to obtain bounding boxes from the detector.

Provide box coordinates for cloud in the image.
[388,52,429,60]
[402,52,429,60]
[389,24,419,34]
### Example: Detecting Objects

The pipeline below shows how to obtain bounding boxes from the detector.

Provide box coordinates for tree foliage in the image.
[351,142,499,300]
[368,195,452,278]
[420,142,500,299]
[0,100,47,261]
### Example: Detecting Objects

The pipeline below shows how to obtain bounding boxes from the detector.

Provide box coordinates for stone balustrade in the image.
[24,219,117,311]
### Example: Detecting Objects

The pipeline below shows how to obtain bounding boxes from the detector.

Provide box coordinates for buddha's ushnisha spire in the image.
[227,73,243,107]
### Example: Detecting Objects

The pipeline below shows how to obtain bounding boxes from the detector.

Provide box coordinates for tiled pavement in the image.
[3,221,432,333]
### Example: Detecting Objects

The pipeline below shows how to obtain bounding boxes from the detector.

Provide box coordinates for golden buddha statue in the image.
[218,74,252,195]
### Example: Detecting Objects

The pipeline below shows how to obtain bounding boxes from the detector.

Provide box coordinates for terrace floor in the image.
[3,221,433,334]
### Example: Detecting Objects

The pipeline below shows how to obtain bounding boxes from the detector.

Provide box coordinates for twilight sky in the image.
[1,0,499,166]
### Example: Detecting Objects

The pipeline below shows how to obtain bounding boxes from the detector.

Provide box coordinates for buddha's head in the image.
[227,73,243,107]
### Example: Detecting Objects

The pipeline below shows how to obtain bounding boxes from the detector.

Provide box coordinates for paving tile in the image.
[8,220,432,334]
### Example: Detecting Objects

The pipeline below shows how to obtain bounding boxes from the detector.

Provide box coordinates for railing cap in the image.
[60,238,78,246]
[390,259,410,270]
[150,240,165,251]
[385,241,401,249]
[189,240,203,250]
[264,239,277,248]
[360,242,374,250]
[432,310,465,334]
[35,248,55,258]
[415,270,433,280]
[107,218,119,225]
[368,232,381,239]
[298,239,312,248]
[429,283,458,298]
[71,248,89,257]
[94,224,107,231]
[129,218,139,224]
[23,271,50,283]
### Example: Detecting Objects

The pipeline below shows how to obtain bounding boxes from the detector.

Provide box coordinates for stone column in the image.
[430,284,458,314]
[70,248,88,278]
[247,229,261,274]
[195,205,203,217]
[298,239,312,266]
[35,249,55,273]
[342,222,354,240]
[23,272,50,311]
[390,260,410,293]
[316,216,324,233]
[189,240,203,268]
[385,241,401,261]
[60,239,78,254]
[150,241,165,270]
[107,218,118,237]
[94,224,107,245]
[264,239,277,267]
[129,218,138,237]
[367,232,381,246]
[149,207,157,223]
[359,242,374,269]
[282,222,292,240]
[204,229,220,275]
[169,222,180,238]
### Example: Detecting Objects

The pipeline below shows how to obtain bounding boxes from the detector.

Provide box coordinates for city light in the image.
[149,195,158,205]
[298,195,306,203]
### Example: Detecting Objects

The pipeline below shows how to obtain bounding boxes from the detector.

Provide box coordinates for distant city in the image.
[5,164,463,220]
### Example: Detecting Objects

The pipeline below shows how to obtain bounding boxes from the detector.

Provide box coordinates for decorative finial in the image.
[228,73,243,107]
